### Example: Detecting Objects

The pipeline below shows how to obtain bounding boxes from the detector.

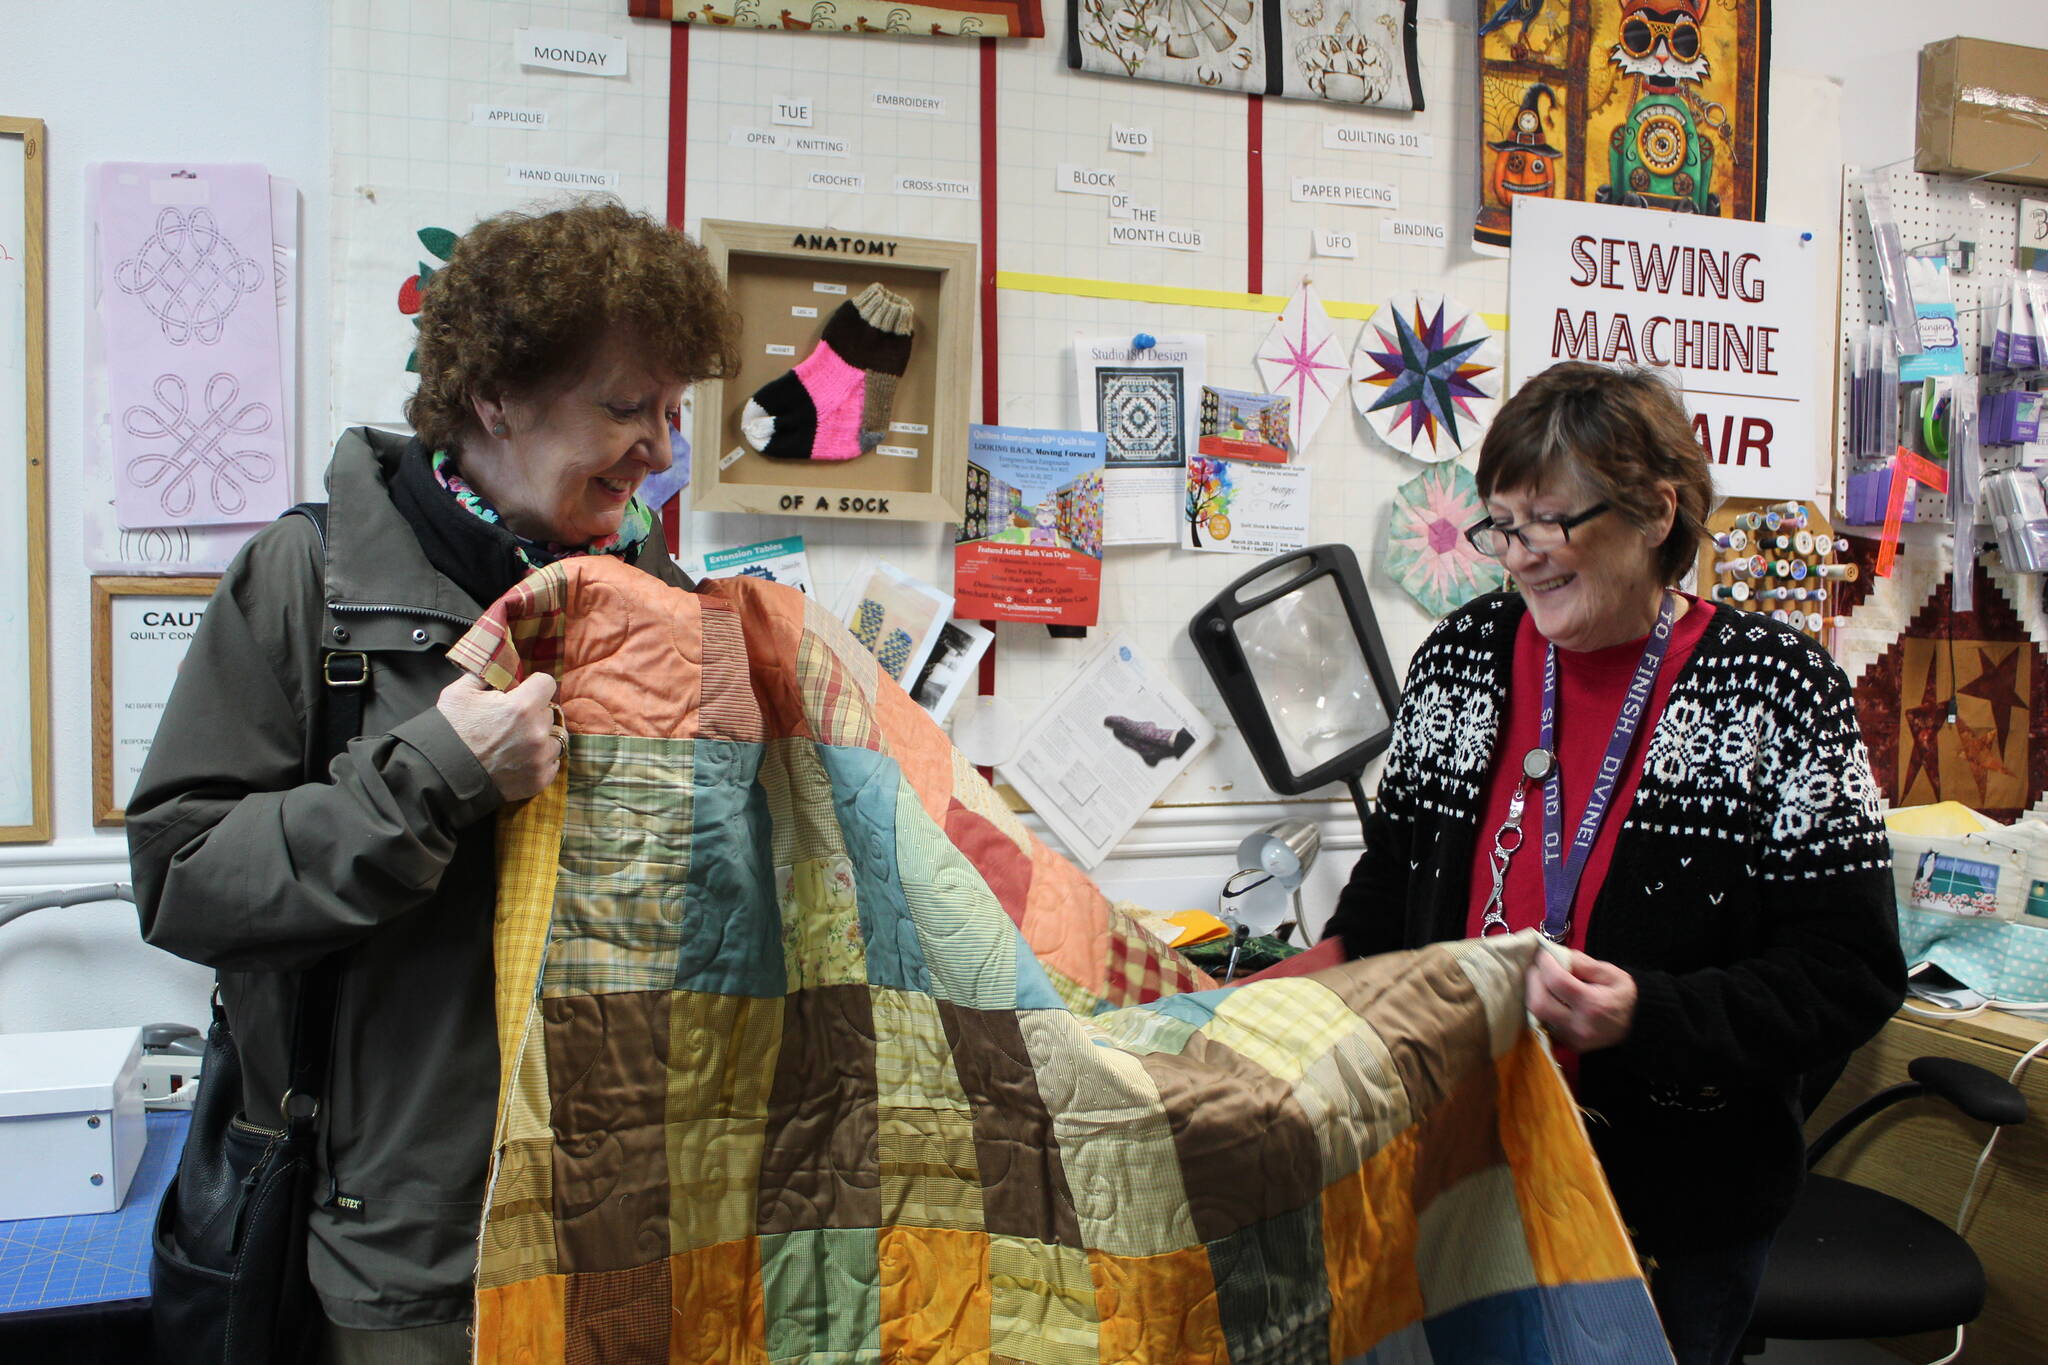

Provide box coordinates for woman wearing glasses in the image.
[1321,362,1902,1365]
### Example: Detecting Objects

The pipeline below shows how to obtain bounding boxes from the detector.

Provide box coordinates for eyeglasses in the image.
[1620,14,1701,61]
[1464,503,1611,558]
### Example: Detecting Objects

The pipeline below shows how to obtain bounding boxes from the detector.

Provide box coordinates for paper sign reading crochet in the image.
[1509,197,1817,501]
[514,28,626,77]
[956,425,1105,628]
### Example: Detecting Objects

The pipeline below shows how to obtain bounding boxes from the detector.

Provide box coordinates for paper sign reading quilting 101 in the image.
[955,426,1105,628]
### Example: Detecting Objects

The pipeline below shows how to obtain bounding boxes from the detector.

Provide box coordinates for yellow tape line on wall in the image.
[992,270,1510,331]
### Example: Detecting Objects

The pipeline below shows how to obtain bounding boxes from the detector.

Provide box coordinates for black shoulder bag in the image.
[151,503,364,1365]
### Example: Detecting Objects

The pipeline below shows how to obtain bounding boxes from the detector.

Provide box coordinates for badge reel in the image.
[1479,747,1556,937]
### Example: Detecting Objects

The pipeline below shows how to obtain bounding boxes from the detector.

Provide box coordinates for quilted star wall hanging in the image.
[1255,281,1344,451]
[629,0,1044,38]
[1473,0,1768,250]
[1351,290,1502,462]
[1385,462,1506,617]
[1068,0,1423,109]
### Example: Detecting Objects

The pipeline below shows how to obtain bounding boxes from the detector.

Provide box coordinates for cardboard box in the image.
[0,1027,147,1220]
[1918,37,2048,187]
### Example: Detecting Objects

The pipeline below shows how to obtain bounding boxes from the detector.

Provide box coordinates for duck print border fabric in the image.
[456,557,1672,1363]
[629,0,1045,40]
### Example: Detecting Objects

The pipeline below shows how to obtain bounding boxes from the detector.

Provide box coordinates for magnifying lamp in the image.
[1188,543,1401,839]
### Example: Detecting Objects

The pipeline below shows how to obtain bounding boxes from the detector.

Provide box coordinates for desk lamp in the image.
[1188,543,1401,840]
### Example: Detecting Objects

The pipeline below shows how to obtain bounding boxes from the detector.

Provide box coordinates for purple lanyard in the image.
[1537,592,1678,942]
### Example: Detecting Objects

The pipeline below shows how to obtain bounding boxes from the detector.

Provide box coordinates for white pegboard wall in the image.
[1836,160,2044,525]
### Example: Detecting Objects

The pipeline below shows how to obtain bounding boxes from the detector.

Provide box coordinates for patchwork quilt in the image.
[451,556,1672,1364]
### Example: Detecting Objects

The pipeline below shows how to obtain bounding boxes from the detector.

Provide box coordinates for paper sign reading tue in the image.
[515,28,626,77]
[1508,197,1817,501]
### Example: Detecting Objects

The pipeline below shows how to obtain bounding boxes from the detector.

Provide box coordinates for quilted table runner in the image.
[453,556,1672,1363]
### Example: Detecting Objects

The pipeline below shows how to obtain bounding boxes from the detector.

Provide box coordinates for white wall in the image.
[0,2,330,1033]
[7,0,2048,1037]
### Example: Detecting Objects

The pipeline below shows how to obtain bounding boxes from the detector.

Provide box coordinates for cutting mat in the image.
[0,1111,186,1313]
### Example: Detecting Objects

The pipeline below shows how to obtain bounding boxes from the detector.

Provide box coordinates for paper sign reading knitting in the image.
[1508,197,1818,502]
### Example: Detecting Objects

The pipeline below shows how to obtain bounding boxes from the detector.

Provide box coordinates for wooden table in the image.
[1805,1007,2048,1362]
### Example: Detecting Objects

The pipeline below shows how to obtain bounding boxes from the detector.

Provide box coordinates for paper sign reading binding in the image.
[1379,218,1449,246]
[514,28,626,77]
[1291,177,1399,209]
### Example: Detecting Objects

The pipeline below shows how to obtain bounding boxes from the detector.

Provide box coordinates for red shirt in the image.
[1463,595,1714,951]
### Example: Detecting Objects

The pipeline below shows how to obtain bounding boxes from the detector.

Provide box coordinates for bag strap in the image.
[279,501,359,1143]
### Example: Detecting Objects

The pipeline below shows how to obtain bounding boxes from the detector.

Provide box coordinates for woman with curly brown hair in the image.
[127,199,739,1363]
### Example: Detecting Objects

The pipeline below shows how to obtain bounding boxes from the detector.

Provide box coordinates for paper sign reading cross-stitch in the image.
[97,164,289,528]
[1508,196,1817,502]
[956,425,1105,627]
[1474,0,1767,251]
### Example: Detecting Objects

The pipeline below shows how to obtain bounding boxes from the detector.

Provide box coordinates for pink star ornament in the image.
[1255,283,1345,452]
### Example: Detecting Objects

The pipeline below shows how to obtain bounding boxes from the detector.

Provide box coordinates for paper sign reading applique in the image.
[1110,126,1153,154]
[514,28,627,77]
[772,99,813,127]
[870,90,947,115]
[895,175,976,199]
[505,163,619,190]
[1314,229,1359,258]
[1292,178,1399,209]
[471,105,549,129]
[806,171,865,194]
[1058,165,1121,196]
[1379,218,1449,246]
[1323,125,1433,157]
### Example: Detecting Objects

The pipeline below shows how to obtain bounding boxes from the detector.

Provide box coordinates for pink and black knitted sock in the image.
[742,283,914,461]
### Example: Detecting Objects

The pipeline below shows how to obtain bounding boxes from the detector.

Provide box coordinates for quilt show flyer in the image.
[1075,334,1206,547]
[1185,455,1310,554]
[955,425,1105,627]
[1197,386,1294,463]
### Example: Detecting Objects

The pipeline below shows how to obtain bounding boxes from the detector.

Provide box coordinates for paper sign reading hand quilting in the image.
[1255,282,1344,452]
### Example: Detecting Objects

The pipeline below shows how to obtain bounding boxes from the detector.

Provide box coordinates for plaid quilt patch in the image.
[466,558,1674,1363]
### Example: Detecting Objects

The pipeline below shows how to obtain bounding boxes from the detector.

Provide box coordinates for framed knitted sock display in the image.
[742,283,914,461]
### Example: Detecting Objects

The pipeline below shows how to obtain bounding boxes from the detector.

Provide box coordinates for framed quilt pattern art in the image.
[1474,0,1768,250]
[1069,0,1422,110]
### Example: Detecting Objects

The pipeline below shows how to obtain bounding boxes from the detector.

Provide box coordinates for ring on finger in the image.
[551,725,569,758]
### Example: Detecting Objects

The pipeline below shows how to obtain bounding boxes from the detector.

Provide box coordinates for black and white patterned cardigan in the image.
[1324,591,1905,1251]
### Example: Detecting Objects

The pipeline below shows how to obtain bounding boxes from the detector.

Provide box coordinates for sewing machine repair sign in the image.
[1508,197,1816,501]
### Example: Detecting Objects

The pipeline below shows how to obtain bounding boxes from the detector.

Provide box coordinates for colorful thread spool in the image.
[1713,582,1751,603]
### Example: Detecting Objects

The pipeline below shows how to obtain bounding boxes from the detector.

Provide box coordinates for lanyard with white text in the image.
[1538,592,1678,943]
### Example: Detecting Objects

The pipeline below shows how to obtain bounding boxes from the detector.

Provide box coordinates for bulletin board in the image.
[328,1,1843,811]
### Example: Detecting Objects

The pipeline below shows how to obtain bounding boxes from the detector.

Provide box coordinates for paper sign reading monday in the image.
[515,29,626,77]
[1508,196,1818,501]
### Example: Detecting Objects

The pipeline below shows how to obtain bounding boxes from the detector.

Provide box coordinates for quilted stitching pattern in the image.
[464,559,1674,1363]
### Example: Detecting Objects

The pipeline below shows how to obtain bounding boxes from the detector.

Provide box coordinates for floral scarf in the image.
[430,449,653,572]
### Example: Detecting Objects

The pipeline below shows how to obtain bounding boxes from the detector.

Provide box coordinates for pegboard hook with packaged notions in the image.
[1837,161,2048,534]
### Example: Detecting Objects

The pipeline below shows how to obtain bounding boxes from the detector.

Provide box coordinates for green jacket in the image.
[127,426,691,1328]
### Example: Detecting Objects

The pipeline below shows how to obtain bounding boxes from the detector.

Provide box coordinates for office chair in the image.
[1737,1055,2028,1356]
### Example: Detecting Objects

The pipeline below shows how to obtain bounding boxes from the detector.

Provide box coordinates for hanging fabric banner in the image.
[629,0,1044,39]
[1473,0,1768,251]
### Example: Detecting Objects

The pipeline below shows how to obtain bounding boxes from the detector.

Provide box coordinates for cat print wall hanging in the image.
[1070,0,1423,110]
[1474,0,1767,250]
